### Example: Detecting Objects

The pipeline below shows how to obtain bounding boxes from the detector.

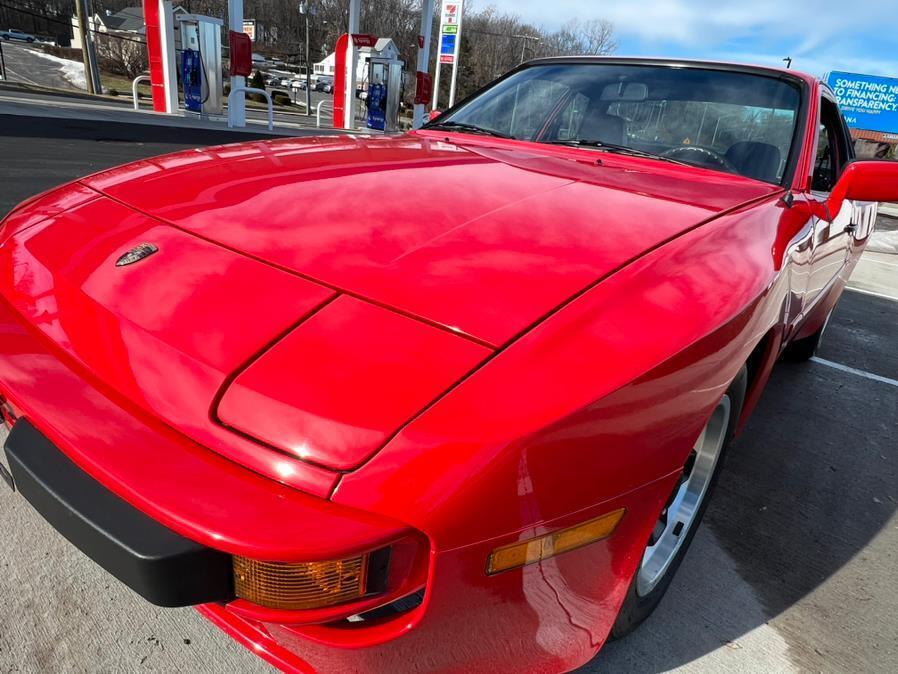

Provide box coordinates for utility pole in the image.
[515,35,540,64]
[300,2,314,117]
[783,57,792,69]
[74,0,95,93]
[0,39,6,81]
[86,0,103,94]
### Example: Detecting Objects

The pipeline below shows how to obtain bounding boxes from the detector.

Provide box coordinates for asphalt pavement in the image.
[0,41,81,91]
[0,114,896,674]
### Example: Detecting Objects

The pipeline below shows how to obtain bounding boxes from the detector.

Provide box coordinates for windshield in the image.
[428,63,803,184]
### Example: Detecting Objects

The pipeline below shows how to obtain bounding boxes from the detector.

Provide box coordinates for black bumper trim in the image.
[4,419,234,607]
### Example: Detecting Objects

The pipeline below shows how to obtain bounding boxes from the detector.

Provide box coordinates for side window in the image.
[812,97,851,193]
[559,93,590,140]
[508,79,571,140]
[543,92,590,141]
[812,122,835,192]
[454,78,570,140]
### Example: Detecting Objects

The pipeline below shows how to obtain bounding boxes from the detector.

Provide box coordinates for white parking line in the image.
[845,286,898,301]
[811,357,898,388]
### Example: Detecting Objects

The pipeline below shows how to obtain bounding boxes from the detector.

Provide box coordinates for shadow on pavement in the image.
[0,113,284,146]
[582,291,898,672]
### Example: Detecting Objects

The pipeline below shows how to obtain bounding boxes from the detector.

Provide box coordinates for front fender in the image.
[335,195,793,554]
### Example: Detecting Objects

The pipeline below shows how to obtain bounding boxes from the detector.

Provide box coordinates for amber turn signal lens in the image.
[233,554,368,610]
[487,508,626,575]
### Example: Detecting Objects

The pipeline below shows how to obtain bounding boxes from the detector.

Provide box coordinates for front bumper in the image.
[4,418,233,607]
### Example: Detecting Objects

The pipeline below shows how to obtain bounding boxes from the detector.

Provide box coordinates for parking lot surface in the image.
[0,115,896,673]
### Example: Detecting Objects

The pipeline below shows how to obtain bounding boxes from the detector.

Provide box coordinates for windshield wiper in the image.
[426,121,516,139]
[541,139,690,166]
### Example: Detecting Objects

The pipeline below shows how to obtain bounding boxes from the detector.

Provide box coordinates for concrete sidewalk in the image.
[853,209,898,296]
[878,203,898,219]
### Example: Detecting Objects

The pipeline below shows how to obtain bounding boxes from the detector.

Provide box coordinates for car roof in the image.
[524,56,818,88]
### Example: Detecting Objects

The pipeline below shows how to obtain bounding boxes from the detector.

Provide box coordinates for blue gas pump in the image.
[181,48,203,113]
[367,82,387,130]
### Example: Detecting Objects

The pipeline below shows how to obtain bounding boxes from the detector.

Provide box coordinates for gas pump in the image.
[365,53,403,132]
[366,78,387,130]
[181,48,202,112]
[336,36,404,131]
[176,14,224,116]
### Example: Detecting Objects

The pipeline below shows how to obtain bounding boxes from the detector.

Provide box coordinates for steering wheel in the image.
[661,145,738,173]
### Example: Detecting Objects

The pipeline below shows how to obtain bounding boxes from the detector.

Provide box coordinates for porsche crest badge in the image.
[115,243,159,267]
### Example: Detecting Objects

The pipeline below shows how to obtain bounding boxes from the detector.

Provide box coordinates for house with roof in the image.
[71,5,187,49]
[314,38,402,85]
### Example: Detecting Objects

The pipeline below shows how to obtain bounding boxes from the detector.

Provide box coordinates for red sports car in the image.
[1,58,896,672]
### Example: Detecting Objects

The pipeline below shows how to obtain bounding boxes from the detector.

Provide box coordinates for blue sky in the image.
[483,0,898,79]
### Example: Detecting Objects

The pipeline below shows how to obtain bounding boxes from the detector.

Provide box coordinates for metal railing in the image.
[316,100,327,128]
[131,75,150,110]
[228,86,273,131]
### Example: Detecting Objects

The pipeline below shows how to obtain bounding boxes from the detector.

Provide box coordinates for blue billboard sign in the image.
[826,71,898,134]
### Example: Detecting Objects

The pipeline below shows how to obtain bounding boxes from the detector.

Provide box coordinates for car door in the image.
[803,92,854,313]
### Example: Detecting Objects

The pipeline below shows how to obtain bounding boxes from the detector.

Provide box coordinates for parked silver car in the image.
[1,29,36,42]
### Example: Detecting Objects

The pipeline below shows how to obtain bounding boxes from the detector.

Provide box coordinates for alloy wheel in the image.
[636,395,731,596]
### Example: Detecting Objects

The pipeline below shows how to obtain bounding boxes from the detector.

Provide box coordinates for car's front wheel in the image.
[611,365,747,638]
[783,308,834,362]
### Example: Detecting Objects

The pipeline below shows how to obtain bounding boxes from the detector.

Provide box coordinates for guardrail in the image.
[131,75,151,111]
[228,86,273,131]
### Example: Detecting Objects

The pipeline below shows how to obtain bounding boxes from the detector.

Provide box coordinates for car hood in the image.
[2,135,778,481]
[81,134,779,347]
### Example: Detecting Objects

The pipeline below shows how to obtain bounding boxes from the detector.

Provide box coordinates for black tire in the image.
[782,311,832,362]
[610,364,747,639]
[782,329,821,361]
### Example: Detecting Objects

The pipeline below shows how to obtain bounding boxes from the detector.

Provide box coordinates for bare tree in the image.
[94,33,148,78]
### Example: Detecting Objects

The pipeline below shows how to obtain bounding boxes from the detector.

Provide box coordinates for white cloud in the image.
[487,0,885,43]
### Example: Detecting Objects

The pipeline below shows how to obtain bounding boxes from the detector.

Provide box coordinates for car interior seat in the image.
[724,141,782,183]
[578,108,628,146]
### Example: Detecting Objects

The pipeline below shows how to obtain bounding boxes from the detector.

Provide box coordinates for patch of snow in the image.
[29,49,87,90]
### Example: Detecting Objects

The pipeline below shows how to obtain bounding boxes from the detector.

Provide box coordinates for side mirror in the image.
[429,110,442,122]
[827,160,898,217]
